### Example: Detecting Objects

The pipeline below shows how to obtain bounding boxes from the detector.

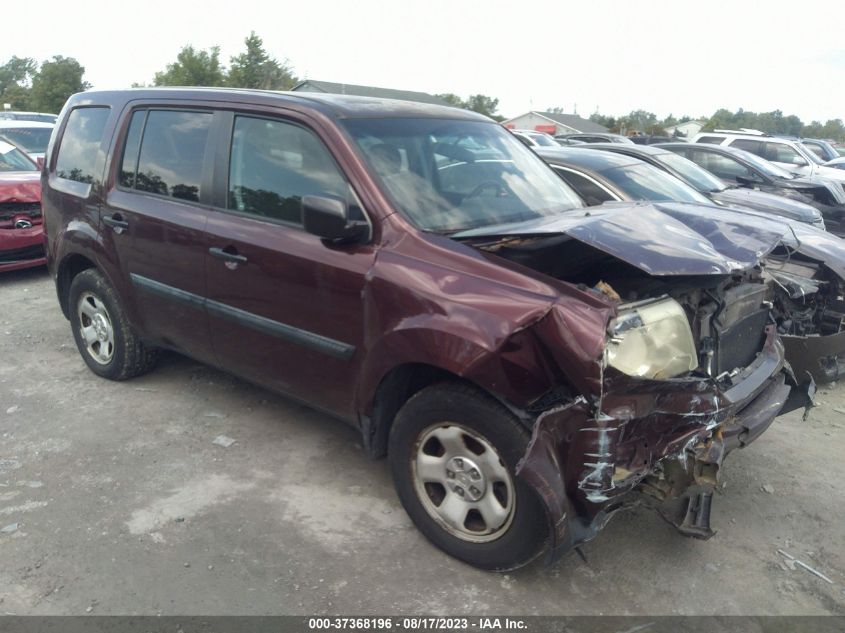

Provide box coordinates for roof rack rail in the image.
[713,128,769,136]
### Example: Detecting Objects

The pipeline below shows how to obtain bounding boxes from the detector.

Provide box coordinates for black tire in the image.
[389,382,549,571]
[68,268,157,380]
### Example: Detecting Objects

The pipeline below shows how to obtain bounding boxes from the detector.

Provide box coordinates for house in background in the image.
[291,79,450,106]
[501,111,609,135]
[663,120,706,138]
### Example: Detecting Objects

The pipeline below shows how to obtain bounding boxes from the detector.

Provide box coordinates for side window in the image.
[120,110,213,202]
[55,107,110,184]
[730,139,764,155]
[553,168,615,206]
[764,142,803,164]
[691,150,753,181]
[695,136,725,144]
[805,143,826,161]
[228,116,348,225]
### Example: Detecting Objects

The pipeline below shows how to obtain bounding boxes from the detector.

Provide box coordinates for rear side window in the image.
[730,139,763,155]
[227,116,347,225]
[55,107,110,183]
[120,110,212,202]
[695,136,724,144]
[553,168,615,206]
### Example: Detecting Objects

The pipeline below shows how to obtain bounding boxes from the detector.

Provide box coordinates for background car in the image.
[0,111,58,123]
[581,142,825,229]
[802,139,840,162]
[0,139,45,272]
[554,132,634,144]
[509,129,559,148]
[691,129,845,186]
[658,142,845,234]
[0,120,55,162]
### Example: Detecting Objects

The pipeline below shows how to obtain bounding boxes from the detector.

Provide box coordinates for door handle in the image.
[209,246,248,265]
[103,214,129,233]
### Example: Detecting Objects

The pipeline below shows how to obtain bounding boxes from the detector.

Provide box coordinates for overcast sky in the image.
[4,0,844,122]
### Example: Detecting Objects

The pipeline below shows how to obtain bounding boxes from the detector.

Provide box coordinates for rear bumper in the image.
[516,325,797,561]
[0,225,46,273]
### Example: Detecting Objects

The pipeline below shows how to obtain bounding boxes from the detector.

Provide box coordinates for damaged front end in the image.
[459,202,816,561]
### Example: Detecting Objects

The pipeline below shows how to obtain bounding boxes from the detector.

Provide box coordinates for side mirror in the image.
[36,156,45,169]
[791,155,807,166]
[302,195,368,244]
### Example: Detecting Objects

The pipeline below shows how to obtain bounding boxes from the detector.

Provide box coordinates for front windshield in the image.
[0,127,52,154]
[656,151,727,192]
[0,142,37,171]
[602,163,712,204]
[342,118,583,233]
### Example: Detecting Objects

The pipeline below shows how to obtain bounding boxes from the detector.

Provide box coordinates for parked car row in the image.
[5,88,835,573]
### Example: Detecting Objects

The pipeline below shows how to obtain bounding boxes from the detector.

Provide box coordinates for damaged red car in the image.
[1,139,45,272]
[43,90,811,570]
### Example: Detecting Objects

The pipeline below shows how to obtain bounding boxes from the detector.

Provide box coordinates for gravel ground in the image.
[1,267,844,615]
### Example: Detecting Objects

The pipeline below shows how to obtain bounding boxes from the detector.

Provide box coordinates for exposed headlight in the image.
[606,297,698,380]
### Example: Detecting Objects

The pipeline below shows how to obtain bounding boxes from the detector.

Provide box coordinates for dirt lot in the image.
[1,267,844,616]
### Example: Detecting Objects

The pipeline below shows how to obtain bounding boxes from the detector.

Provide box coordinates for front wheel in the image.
[388,383,549,571]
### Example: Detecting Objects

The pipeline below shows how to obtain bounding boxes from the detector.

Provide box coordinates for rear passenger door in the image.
[203,111,376,419]
[102,107,218,363]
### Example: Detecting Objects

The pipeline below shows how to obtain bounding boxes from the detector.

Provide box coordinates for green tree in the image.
[464,94,500,119]
[436,93,502,120]
[589,112,617,131]
[227,32,297,90]
[0,56,38,109]
[29,56,90,113]
[153,45,226,87]
[436,93,465,108]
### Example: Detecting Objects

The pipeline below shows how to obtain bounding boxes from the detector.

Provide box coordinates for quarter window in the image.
[55,107,110,183]
[121,110,213,202]
[227,116,348,225]
[695,136,724,144]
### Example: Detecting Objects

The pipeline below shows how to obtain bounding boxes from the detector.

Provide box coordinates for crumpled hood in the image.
[780,174,845,204]
[0,172,41,203]
[711,188,822,224]
[455,201,792,276]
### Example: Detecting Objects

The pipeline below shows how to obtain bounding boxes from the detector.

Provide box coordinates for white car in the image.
[691,129,845,189]
[509,129,560,148]
[0,121,55,163]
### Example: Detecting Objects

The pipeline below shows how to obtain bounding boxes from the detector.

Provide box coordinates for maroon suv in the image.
[43,89,808,570]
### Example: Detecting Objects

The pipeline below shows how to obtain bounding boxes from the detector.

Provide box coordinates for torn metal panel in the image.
[781,330,845,385]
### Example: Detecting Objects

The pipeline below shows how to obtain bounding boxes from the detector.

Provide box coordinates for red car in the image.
[0,139,45,272]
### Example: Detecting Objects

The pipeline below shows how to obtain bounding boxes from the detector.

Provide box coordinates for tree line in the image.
[585,108,845,141]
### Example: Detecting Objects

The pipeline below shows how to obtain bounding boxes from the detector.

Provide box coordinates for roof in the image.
[0,120,54,129]
[536,147,641,172]
[65,88,486,121]
[584,142,673,158]
[291,79,451,106]
[504,111,608,134]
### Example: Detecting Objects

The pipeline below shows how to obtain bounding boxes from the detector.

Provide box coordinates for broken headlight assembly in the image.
[605,297,698,380]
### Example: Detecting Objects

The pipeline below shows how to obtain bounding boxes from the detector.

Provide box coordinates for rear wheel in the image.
[68,269,157,380]
[389,383,549,570]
